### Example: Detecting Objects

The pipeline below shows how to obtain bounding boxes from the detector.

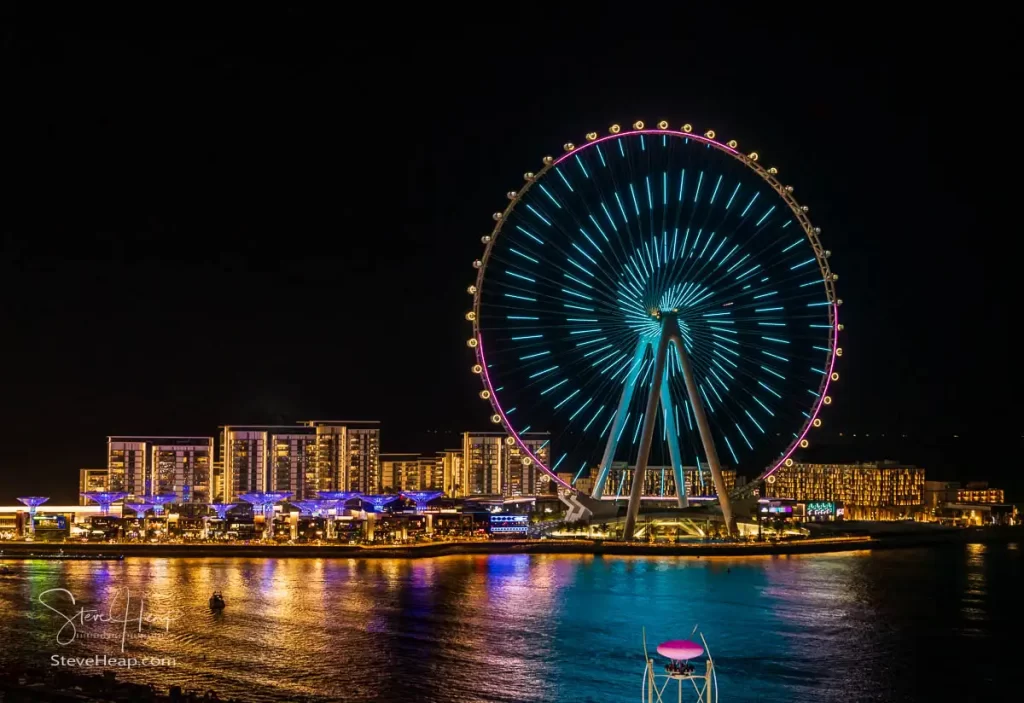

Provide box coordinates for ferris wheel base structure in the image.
[589,311,735,538]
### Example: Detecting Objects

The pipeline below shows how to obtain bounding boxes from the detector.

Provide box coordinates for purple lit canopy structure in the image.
[467,122,840,539]
[128,503,158,517]
[316,491,362,505]
[238,492,291,517]
[291,500,337,517]
[135,495,175,516]
[17,497,49,536]
[403,491,443,513]
[207,503,234,520]
[17,496,49,512]
[81,491,128,515]
[361,495,399,512]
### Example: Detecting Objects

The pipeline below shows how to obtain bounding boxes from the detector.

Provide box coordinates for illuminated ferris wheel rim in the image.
[467,123,841,491]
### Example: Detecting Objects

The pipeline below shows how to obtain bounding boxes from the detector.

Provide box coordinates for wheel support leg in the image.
[668,323,734,534]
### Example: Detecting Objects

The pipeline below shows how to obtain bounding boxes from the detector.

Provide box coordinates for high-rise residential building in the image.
[220,421,379,501]
[211,460,225,502]
[462,433,505,496]
[461,431,551,497]
[107,436,213,502]
[269,430,318,499]
[438,449,463,496]
[344,423,380,493]
[764,461,925,520]
[300,421,380,493]
[380,453,419,492]
[419,455,445,492]
[380,454,446,492]
[79,468,109,503]
[503,435,551,497]
[107,439,148,498]
[220,427,270,500]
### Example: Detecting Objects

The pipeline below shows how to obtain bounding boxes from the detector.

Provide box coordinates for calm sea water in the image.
[0,543,1019,702]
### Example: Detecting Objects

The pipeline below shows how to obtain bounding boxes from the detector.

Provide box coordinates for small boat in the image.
[0,564,13,575]
[209,591,226,610]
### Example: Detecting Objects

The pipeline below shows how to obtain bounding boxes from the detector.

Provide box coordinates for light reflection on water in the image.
[0,544,1019,702]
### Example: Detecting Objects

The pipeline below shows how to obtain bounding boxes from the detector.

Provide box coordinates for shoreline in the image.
[1,526,1019,559]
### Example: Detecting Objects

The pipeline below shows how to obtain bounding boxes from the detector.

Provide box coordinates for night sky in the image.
[2,15,1016,503]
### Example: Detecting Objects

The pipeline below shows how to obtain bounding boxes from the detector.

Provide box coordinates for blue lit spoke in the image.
[528,366,557,379]
[540,379,568,395]
[554,389,581,410]
[507,270,535,283]
[723,436,739,463]
[538,183,562,208]
[575,154,589,178]
[752,396,775,416]
[555,168,574,192]
[709,174,722,204]
[525,204,552,226]
[755,205,776,227]
[515,225,544,245]
[629,183,640,215]
[739,192,760,217]
[725,183,740,209]
[749,409,765,431]
[582,406,604,432]
[568,398,593,421]
[588,214,609,241]
[733,423,752,449]
[693,171,704,203]
[614,192,629,225]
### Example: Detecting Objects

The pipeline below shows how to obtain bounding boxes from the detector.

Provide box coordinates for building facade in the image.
[591,463,736,499]
[302,421,380,494]
[439,449,463,497]
[380,453,420,492]
[957,482,1005,504]
[461,432,551,497]
[107,436,214,502]
[79,468,110,503]
[269,431,318,499]
[220,421,379,501]
[220,427,270,499]
[764,461,925,520]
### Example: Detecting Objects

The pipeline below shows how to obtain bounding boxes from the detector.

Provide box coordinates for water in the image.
[0,543,1020,702]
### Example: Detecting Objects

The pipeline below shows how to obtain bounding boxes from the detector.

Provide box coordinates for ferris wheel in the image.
[466,121,841,536]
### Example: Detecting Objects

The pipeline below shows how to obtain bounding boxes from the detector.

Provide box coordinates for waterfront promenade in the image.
[1,526,1018,559]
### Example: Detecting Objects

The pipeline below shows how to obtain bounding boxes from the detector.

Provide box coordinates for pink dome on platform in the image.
[656,640,704,660]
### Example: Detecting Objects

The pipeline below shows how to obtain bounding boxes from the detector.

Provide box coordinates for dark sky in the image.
[2,13,1017,503]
